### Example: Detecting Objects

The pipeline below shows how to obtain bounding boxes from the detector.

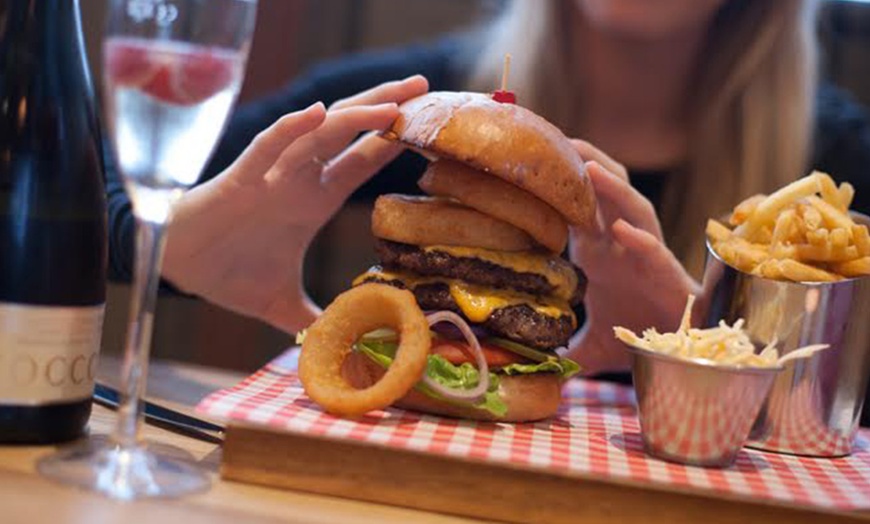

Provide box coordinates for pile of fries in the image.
[707,171,870,282]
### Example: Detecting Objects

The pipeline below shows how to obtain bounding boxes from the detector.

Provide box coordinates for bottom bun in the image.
[341,351,564,422]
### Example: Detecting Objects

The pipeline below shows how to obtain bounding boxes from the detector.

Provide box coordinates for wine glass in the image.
[38,0,257,500]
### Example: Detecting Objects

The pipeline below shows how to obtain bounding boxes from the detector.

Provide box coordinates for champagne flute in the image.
[38,0,257,500]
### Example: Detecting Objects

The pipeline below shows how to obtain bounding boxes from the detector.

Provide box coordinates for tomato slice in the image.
[431,339,531,367]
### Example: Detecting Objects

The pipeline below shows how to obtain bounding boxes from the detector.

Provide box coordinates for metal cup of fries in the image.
[701,172,870,457]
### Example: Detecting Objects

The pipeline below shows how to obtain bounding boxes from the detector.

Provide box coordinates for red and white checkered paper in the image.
[198,349,870,510]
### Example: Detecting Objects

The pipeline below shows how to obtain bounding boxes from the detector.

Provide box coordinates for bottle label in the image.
[0,302,104,405]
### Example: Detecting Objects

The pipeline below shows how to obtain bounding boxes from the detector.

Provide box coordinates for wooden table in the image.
[0,358,491,524]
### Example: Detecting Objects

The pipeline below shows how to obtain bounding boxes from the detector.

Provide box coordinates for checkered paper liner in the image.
[197,350,870,510]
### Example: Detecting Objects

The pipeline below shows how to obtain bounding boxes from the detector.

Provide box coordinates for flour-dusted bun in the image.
[371,194,538,252]
[419,160,569,253]
[342,351,563,422]
[384,91,596,227]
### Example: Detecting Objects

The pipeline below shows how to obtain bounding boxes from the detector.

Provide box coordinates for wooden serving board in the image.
[221,423,868,524]
[199,356,870,524]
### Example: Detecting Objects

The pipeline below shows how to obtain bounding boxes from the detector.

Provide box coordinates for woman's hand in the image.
[161,75,429,334]
[566,140,700,375]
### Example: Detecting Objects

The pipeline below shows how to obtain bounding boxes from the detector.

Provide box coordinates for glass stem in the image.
[113,217,168,449]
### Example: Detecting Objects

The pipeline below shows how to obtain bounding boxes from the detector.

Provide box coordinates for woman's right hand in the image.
[566,140,700,375]
[161,75,429,334]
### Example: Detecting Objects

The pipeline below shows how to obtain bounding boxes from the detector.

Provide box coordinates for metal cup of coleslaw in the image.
[625,343,781,468]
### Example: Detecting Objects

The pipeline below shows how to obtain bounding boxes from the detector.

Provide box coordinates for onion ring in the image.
[299,284,430,416]
[423,311,489,402]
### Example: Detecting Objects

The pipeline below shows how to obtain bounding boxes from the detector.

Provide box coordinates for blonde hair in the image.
[467,0,819,275]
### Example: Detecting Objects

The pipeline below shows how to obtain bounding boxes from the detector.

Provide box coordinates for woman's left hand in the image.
[565,140,700,375]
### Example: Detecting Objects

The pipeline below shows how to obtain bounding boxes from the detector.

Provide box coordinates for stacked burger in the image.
[343,92,597,421]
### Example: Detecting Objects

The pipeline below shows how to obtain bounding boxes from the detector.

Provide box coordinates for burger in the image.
[339,91,596,422]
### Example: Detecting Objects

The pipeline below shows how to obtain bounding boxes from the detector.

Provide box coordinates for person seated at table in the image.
[106,0,870,377]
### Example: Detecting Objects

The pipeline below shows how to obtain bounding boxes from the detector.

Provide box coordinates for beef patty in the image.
[374,239,586,306]
[357,277,574,350]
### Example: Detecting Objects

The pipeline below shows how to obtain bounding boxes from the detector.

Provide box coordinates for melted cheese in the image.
[353,267,575,327]
[421,245,578,302]
[447,281,573,325]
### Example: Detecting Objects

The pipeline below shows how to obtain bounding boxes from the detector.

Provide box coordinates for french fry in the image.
[806,228,830,247]
[751,225,773,244]
[753,259,784,279]
[713,238,768,273]
[771,243,797,260]
[831,257,870,278]
[839,183,856,211]
[794,244,859,263]
[807,195,854,231]
[729,194,766,227]
[756,257,842,282]
[818,171,843,210]
[853,225,870,257]
[706,219,732,244]
[829,228,850,249]
[771,209,798,248]
[776,259,842,283]
[734,173,822,238]
[796,201,823,231]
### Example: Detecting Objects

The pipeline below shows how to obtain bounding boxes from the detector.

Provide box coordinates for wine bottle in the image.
[0,0,107,443]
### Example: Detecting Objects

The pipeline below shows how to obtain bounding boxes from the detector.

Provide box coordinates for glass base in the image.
[37,436,210,500]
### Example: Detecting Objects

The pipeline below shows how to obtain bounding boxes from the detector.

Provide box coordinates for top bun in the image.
[384,91,596,227]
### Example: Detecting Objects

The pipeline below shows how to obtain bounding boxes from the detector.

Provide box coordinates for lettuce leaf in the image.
[356,340,507,417]
[354,339,583,417]
[500,358,581,379]
[420,355,508,417]
[355,339,396,367]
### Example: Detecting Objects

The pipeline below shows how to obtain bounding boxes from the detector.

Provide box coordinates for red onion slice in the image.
[423,311,490,402]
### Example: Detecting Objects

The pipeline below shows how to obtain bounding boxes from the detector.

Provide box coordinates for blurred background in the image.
[81,0,870,372]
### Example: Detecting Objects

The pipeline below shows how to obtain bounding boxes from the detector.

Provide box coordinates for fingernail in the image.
[306,101,326,112]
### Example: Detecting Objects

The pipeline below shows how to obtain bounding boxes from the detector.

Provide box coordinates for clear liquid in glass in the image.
[104,37,243,218]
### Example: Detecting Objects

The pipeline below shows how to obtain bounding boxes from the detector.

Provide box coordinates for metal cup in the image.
[627,345,780,468]
[700,238,870,457]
